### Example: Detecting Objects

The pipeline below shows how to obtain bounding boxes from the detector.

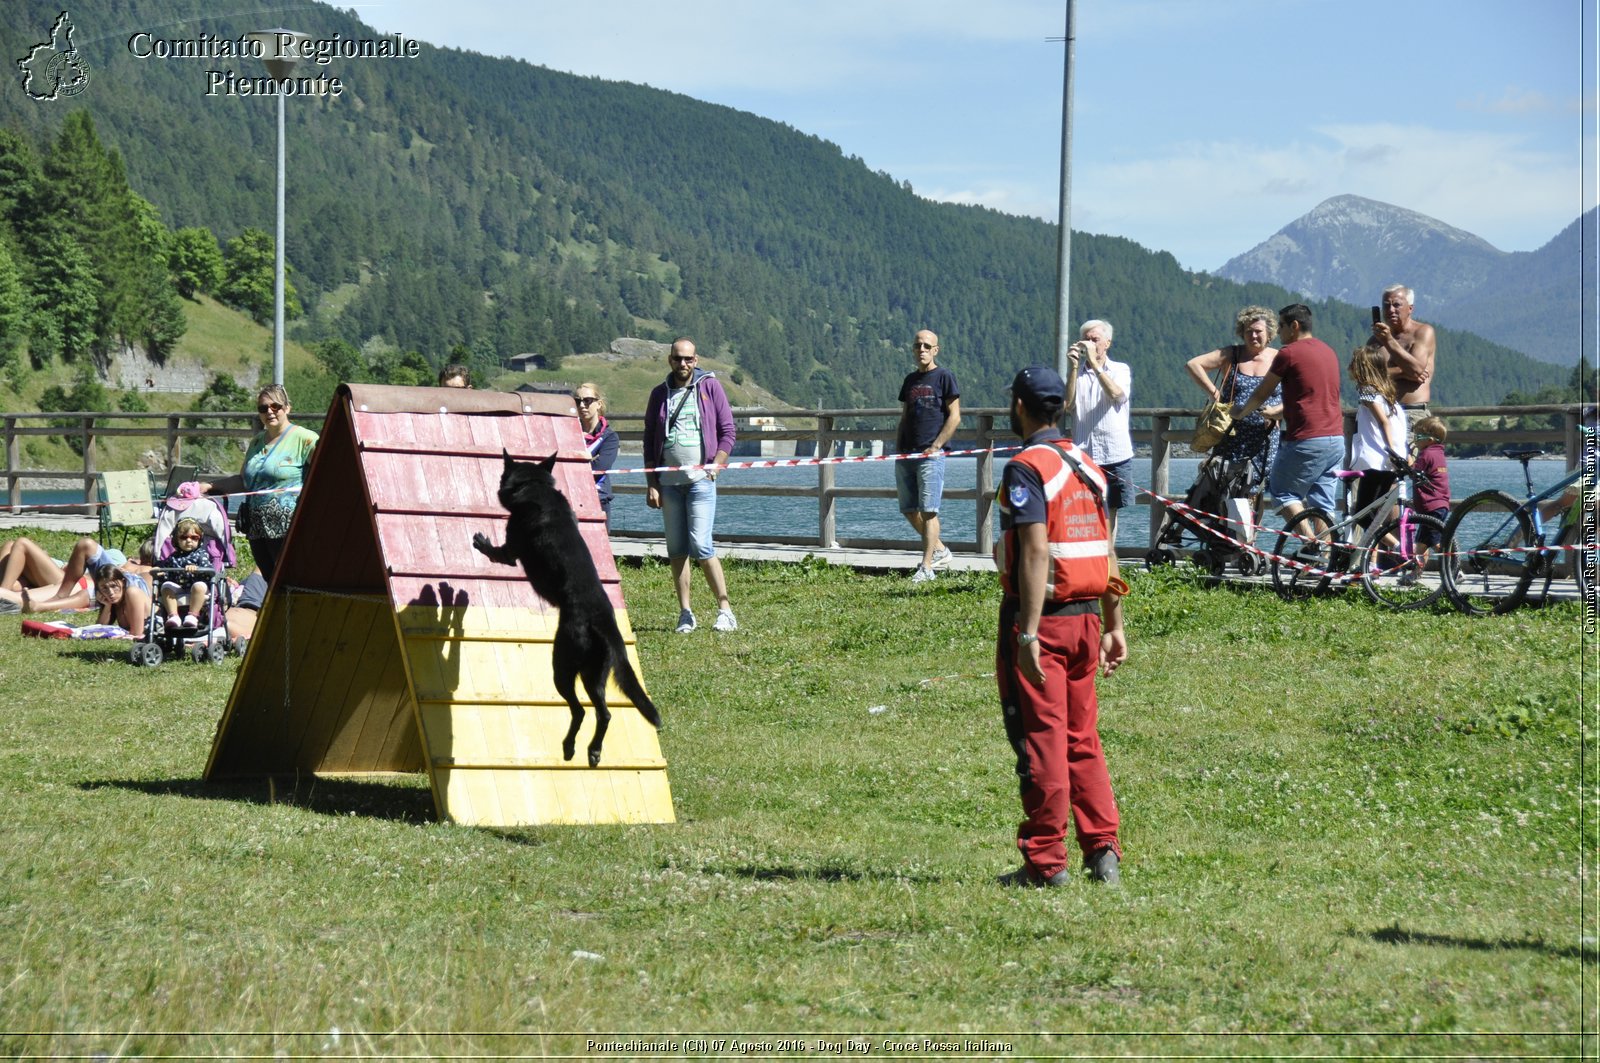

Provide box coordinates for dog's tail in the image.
[607,626,662,729]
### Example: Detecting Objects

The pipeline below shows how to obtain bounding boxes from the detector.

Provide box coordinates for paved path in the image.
[0,513,98,533]
[608,536,994,574]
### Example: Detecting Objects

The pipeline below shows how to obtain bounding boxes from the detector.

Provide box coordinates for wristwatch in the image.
[1017,631,1039,646]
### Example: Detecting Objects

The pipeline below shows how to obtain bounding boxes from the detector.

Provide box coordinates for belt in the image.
[1401,402,1430,410]
[1041,598,1102,618]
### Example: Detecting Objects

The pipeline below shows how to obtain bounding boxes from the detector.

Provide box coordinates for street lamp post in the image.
[248,29,309,388]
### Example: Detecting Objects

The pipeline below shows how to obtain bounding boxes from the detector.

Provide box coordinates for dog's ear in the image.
[502,448,514,470]
[539,453,558,473]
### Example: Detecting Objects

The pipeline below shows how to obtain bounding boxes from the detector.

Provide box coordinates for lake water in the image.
[17,455,1574,551]
[604,455,1575,550]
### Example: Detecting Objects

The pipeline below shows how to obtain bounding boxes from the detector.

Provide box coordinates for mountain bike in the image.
[1439,446,1595,616]
[1269,462,1448,610]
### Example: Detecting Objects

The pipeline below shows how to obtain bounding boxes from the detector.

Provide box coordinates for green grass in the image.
[493,348,786,416]
[0,531,1592,1057]
[168,293,317,382]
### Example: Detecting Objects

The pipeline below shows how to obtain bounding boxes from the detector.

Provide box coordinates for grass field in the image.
[0,530,1592,1058]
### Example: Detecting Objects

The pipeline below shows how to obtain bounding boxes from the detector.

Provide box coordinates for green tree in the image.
[123,196,186,361]
[37,363,111,455]
[371,349,433,387]
[40,112,126,354]
[27,225,101,367]
[0,239,26,386]
[169,227,223,299]
[285,364,339,423]
[219,229,301,326]
[185,373,257,472]
[0,131,43,253]
[312,337,365,384]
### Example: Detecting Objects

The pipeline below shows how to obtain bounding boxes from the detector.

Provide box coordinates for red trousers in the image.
[996,606,1121,879]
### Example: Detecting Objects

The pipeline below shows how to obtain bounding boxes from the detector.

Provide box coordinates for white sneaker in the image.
[910,565,936,583]
[713,608,738,632]
[675,609,696,634]
[930,546,953,569]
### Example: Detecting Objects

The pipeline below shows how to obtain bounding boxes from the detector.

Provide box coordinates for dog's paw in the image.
[587,747,602,768]
[561,736,576,761]
[471,532,493,555]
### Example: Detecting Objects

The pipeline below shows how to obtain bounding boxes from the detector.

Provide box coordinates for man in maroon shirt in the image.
[1231,303,1343,521]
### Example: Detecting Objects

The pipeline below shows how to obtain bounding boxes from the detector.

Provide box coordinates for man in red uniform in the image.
[994,365,1129,887]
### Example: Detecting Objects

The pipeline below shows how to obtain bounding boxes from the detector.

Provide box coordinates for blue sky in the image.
[354,0,1596,272]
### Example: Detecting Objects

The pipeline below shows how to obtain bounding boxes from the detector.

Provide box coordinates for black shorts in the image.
[235,572,268,611]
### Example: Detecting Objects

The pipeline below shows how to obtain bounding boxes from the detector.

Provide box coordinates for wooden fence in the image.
[3,404,1589,554]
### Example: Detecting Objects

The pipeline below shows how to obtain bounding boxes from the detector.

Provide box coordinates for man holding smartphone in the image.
[1372,283,1436,429]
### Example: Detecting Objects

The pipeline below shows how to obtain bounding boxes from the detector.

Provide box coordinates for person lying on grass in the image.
[0,536,146,614]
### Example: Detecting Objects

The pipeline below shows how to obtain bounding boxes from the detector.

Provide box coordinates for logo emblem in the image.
[1008,484,1031,509]
[19,12,90,101]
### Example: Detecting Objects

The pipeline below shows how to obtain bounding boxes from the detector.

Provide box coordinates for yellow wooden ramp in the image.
[204,384,674,827]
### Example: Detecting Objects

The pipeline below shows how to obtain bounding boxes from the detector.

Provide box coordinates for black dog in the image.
[472,450,661,766]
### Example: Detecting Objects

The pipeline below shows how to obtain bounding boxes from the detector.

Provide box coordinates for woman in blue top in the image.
[574,382,620,527]
[202,384,318,581]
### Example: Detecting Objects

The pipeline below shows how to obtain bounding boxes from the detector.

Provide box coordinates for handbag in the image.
[1190,351,1237,452]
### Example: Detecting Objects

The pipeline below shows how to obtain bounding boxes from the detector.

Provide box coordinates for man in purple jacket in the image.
[644,338,739,633]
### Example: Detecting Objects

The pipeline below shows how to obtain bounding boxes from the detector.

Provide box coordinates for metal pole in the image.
[1054,0,1076,380]
[273,88,286,387]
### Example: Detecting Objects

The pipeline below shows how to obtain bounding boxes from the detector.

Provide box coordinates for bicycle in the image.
[1439,446,1595,616]
[1269,462,1449,610]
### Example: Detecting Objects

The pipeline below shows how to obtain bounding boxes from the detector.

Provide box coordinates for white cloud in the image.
[1071,123,1582,269]
[1458,87,1560,115]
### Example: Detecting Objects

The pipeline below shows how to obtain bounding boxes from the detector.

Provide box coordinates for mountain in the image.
[0,1,1568,411]
[1215,195,1594,366]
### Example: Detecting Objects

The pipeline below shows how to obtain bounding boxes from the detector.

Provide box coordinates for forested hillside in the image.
[0,0,1567,411]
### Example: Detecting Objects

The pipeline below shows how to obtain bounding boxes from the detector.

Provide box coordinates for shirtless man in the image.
[1372,283,1436,429]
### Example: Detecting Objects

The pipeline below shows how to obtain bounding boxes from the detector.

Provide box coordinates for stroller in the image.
[130,485,241,666]
[1146,450,1269,579]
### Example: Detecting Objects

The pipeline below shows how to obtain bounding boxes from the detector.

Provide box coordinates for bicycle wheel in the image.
[1360,512,1449,611]
[1271,508,1338,601]
[1441,490,1536,616]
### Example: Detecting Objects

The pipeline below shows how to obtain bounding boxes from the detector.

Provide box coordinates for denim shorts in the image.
[1268,435,1344,511]
[895,452,946,515]
[660,478,718,561]
[1100,459,1132,511]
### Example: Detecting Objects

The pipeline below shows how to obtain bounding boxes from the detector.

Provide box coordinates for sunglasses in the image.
[913,342,936,351]
[257,402,285,414]
[576,397,599,407]
[669,355,696,364]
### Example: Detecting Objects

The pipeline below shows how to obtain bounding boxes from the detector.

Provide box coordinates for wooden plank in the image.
[375,515,623,589]
[292,593,412,772]
[435,768,673,826]
[416,703,665,768]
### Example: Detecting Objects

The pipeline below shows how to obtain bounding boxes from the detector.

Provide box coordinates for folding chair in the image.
[97,469,156,552]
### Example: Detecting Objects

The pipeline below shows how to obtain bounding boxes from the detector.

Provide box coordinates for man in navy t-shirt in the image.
[896,329,961,582]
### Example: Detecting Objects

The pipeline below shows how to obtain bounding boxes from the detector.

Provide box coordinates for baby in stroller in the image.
[158,518,217,632]
[135,486,239,666]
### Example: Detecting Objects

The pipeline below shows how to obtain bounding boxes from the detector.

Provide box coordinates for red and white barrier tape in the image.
[11,484,298,515]
[603,443,1020,478]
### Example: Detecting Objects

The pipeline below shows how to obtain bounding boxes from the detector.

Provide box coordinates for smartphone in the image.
[1371,305,1382,325]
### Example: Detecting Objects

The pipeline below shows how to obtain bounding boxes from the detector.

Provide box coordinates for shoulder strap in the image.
[1217,347,1239,401]
[1045,439,1105,505]
[667,376,700,431]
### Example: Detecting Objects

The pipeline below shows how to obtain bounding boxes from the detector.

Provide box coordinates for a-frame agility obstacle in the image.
[203,383,674,827]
